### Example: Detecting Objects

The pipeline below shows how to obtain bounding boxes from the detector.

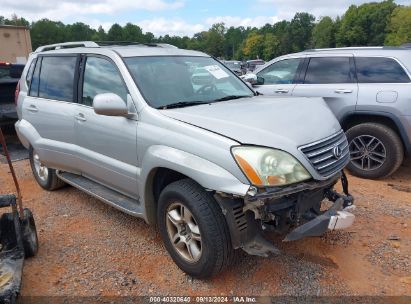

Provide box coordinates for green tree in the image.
[242,31,264,59]
[203,23,226,57]
[31,19,67,49]
[336,0,397,46]
[123,23,144,42]
[91,26,107,41]
[66,22,95,41]
[107,23,124,41]
[312,16,336,48]
[288,12,315,51]
[262,33,280,60]
[385,6,411,45]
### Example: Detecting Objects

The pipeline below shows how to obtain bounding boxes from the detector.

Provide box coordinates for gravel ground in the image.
[0,157,410,298]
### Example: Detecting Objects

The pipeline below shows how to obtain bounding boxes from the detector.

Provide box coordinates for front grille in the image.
[299,130,349,177]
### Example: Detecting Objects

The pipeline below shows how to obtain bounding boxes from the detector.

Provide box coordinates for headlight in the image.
[232,146,311,187]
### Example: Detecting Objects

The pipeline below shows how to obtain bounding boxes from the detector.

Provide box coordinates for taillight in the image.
[15,81,20,105]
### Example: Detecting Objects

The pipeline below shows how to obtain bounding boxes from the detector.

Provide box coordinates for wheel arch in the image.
[340,111,411,155]
[140,146,250,225]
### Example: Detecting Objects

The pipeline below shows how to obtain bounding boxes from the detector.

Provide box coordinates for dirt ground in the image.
[0,156,410,298]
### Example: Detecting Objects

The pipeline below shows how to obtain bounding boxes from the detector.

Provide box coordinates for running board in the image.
[56,171,142,217]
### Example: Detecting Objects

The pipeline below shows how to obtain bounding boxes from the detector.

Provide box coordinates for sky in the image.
[0,0,409,37]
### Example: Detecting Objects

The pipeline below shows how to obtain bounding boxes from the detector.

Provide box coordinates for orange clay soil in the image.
[0,160,409,297]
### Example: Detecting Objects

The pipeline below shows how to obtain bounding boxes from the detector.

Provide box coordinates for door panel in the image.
[292,56,358,121]
[75,55,138,198]
[75,106,138,197]
[23,55,78,171]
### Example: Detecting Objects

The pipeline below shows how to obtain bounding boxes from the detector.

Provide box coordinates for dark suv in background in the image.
[244,47,411,179]
[0,62,24,125]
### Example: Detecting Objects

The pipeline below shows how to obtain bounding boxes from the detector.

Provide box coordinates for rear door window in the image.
[304,57,353,84]
[38,56,77,102]
[355,57,410,83]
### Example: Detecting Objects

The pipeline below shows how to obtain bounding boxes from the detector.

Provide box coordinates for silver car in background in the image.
[244,47,411,179]
[15,41,355,278]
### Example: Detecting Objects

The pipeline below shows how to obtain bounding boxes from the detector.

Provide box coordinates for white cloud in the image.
[0,0,184,21]
[257,0,409,20]
[137,18,205,36]
[205,15,280,28]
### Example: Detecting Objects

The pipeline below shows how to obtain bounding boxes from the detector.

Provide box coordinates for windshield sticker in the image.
[204,65,229,79]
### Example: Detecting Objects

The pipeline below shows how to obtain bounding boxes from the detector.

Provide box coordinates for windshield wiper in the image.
[211,95,253,102]
[158,101,209,109]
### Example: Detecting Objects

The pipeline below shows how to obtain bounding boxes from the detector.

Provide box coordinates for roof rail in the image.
[35,41,99,52]
[95,41,178,48]
[304,46,385,52]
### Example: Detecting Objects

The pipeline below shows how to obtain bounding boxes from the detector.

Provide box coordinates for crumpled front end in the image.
[215,171,355,257]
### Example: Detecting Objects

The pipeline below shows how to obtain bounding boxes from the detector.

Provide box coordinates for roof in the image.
[34,41,209,57]
[298,46,411,56]
[0,25,29,30]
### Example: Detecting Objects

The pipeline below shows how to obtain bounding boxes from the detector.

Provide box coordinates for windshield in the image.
[225,61,241,69]
[124,56,254,109]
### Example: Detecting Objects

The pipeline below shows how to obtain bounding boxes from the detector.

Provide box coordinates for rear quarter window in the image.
[355,57,410,83]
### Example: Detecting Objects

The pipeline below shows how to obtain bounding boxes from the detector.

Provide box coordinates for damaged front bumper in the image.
[215,171,355,257]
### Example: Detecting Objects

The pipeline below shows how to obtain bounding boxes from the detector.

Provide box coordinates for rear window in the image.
[0,65,11,80]
[304,57,353,84]
[355,57,410,83]
[30,56,77,102]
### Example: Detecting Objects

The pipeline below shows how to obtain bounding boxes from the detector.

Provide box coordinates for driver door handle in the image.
[334,89,353,94]
[75,113,87,122]
[275,89,289,94]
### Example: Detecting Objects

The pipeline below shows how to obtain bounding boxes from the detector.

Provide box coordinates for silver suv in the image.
[15,41,355,278]
[244,47,411,179]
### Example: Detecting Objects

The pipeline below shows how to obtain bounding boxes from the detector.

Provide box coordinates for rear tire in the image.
[157,179,234,278]
[346,123,404,179]
[29,147,65,190]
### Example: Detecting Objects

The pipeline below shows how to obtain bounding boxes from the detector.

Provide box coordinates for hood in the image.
[160,96,341,149]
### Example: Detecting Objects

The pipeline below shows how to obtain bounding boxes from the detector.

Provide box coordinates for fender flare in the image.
[340,110,411,155]
[139,145,250,224]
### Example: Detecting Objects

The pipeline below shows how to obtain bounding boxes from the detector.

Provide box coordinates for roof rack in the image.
[35,41,178,52]
[304,46,386,52]
[35,41,99,52]
[94,41,177,48]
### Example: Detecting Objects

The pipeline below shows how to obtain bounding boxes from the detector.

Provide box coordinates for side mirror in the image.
[241,73,257,84]
[93,93,128,116]
[241,73,264,85]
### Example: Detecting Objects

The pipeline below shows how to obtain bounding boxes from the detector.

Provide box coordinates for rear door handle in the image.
[27,105,38,112]
[75,113,87,122]
[275,89,289,94]
[334,89,353,94]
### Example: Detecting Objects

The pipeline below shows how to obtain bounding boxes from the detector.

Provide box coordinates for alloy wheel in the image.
[166,202,202,263]
[349,135,386,171]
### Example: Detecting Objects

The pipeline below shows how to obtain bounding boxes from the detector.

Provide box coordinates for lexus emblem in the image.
[333,145,343,159]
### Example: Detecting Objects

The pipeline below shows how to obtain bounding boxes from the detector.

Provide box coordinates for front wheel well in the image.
[341,114,405,147]
[144,167,189,225]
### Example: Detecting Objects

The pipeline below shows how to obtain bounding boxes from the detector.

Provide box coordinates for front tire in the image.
[29,147,65,190]
[21,208,38,258]
[346,123,404,179]
[157,179,234,278]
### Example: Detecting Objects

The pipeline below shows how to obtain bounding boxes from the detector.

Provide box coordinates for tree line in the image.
[1,0,410,61]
